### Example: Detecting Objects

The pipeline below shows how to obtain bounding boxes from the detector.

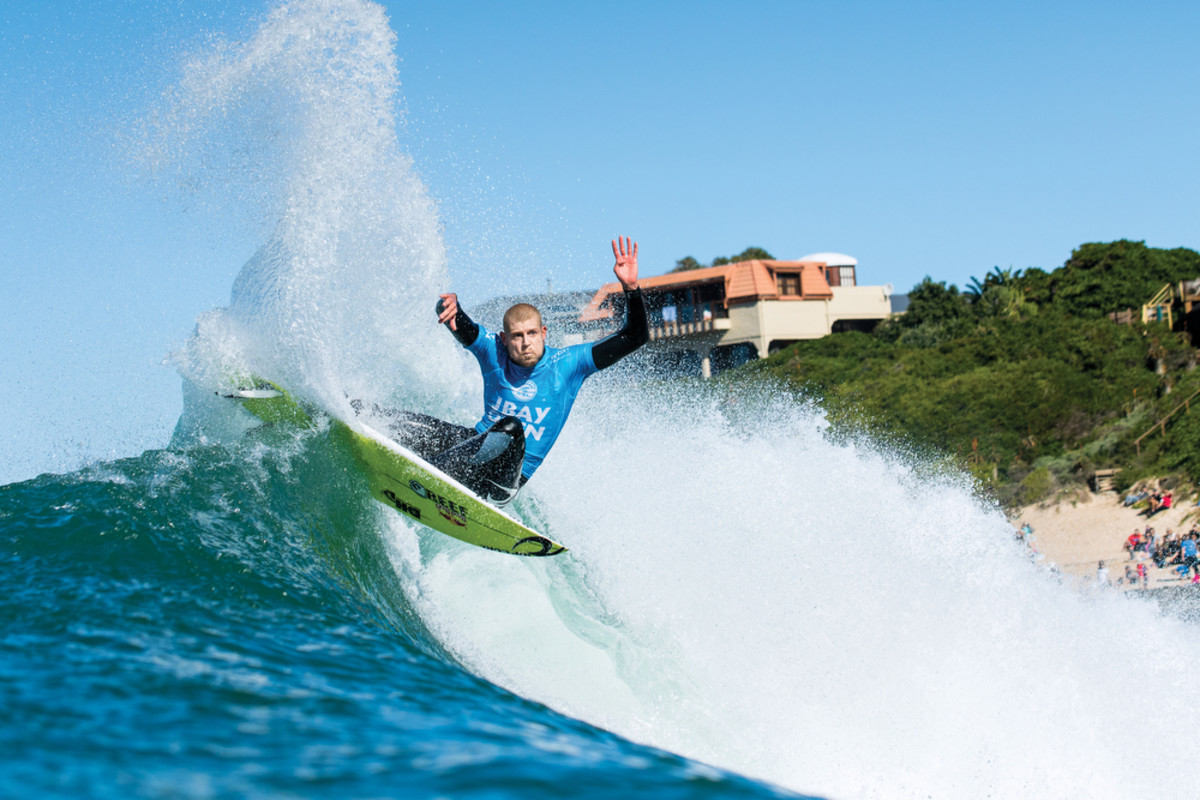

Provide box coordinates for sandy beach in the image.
[1016,489,1200,589]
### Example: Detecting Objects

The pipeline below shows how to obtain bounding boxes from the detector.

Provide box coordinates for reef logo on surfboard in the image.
[408,480,469,526]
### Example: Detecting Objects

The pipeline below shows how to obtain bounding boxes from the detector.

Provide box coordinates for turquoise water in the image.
[0,430,810,798]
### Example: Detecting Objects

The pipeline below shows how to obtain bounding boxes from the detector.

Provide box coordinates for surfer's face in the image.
[501,316,547,368]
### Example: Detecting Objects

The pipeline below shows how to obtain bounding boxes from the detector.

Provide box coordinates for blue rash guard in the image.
[465,326,598,479]
[441,288,648,481]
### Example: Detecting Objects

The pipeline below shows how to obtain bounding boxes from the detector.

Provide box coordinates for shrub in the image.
[1019,467,1054,505]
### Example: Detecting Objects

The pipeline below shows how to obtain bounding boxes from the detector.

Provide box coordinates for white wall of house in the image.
[718,285,892,356]
[827,285,893,322]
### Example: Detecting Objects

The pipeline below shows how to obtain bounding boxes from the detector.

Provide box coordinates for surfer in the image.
[375,236,648,506]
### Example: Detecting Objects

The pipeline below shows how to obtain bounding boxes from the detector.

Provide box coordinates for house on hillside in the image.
[575,252,899,377]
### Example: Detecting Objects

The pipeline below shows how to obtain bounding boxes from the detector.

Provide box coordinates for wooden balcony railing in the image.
[648,317,731,341]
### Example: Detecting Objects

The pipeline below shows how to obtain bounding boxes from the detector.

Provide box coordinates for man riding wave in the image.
[365,236,648,505]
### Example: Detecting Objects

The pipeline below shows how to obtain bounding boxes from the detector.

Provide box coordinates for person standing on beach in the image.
[1126,530,1142,560]
[1180,534,1198,581]
[1096,561,1110,586]
[1153,532,1169,568]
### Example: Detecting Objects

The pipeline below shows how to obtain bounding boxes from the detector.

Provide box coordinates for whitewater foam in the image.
[412,383,1200,799]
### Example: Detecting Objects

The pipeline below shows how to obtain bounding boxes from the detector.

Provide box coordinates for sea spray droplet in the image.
[155,0,463,416]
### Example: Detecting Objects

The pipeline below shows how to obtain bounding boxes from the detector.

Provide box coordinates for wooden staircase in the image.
[1091,468,1117,492]
[1143,284,1175,327]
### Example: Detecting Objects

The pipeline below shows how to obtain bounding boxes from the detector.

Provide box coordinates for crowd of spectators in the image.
[1014,501,1199,590]
[1118,525,1200,584]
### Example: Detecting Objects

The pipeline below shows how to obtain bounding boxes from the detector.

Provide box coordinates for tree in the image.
[1048,240,1200,317]
[709,247,775,268]
[672,256,704,272]
[732,246,775,262]
[899,277,970,327]
[966,267,1024,301]
[976,284,1036,321]
[1020,267,1053,307]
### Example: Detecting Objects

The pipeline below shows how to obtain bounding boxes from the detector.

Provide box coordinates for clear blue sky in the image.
[2,0,1197,483]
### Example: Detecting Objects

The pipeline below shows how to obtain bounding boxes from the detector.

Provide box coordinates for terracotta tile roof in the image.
[578,259,832,321]
[797,261,834,300]
[726,260,773,303]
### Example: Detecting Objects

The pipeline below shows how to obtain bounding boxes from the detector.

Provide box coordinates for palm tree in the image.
[966,266,1025,301]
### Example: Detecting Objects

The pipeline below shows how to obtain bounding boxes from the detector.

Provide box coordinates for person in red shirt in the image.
[1126,530,1142,560]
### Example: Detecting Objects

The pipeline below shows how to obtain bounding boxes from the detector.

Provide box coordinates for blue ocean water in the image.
[0,431,809,799]
[11,1,1200,797]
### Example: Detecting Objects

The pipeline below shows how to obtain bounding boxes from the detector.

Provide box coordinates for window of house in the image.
[823,266,858,287]
[777,272,800,296]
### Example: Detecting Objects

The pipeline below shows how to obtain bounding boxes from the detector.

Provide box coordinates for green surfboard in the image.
[226,384,566,557]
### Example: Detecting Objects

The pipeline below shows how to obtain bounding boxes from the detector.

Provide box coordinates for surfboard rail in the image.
[224,382,566,556]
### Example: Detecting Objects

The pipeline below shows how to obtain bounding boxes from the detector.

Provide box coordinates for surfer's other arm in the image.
[436,293,479,347]
[592,236,649,370]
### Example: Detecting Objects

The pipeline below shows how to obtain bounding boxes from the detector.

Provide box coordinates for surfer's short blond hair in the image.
[503,303,543,332]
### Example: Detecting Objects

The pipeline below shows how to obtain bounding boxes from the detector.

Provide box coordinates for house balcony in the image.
[578,302,731,352]
[648,301,729,341]
[649,316,731,341]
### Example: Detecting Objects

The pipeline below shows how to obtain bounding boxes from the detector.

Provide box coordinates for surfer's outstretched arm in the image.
[593,236,649,370]
[592,288,648,369]
[437,293,480,347]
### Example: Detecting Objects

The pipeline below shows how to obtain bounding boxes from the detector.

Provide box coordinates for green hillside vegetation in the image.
[730,240,1200,508]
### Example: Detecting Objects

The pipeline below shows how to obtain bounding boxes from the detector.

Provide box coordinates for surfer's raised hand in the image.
[437,293,459,331]
[612,236,639,291]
